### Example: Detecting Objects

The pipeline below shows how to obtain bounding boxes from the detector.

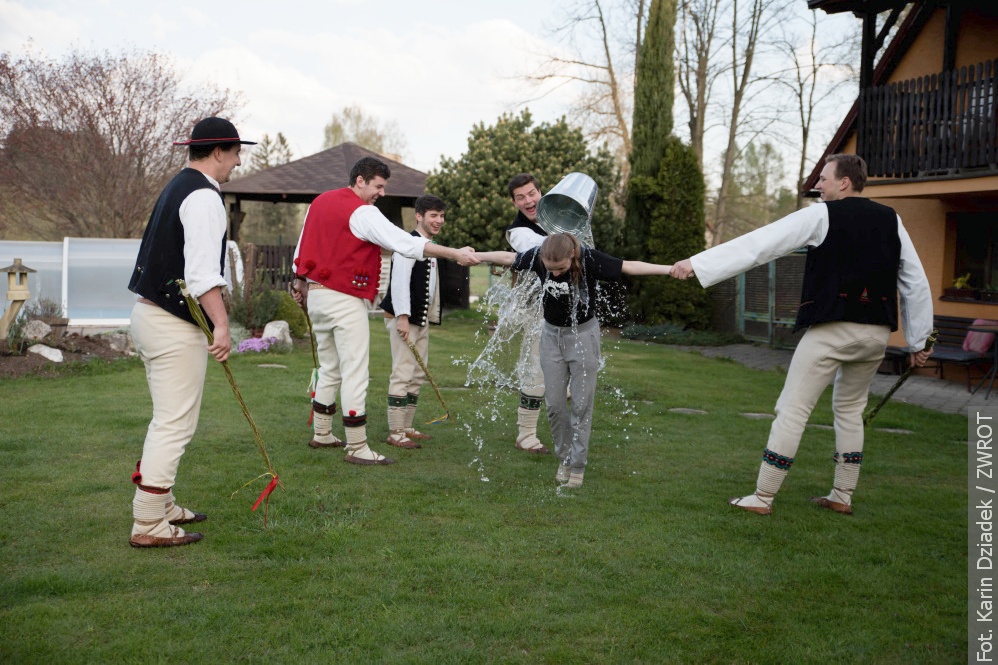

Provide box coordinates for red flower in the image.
[304,259,316,271]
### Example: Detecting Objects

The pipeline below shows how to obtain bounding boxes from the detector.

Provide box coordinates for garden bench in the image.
[884,315,995,390]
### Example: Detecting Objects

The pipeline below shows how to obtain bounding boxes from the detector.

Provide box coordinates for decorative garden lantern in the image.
[0,258,36,340]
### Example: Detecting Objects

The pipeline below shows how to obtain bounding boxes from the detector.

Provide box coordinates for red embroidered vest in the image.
[294,188,383,301]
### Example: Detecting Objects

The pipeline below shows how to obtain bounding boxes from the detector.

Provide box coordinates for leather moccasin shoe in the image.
[515,438,551,455]
[406,430,432,441]
[809,496,853,515]
[344,454,396,466]
[729,496,772,515]
[308,439,346,449]
[129,531,204,548]
[169,512,207,525]
[387,435,420,449]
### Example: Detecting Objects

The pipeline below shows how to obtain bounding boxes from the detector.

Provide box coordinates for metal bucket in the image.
[536,172,597,247]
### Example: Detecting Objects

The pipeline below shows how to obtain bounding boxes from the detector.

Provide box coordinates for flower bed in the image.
[236,336,279,353]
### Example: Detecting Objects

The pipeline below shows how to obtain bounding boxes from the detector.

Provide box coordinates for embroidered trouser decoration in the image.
[756,448,795,500]
[830,451,863,505]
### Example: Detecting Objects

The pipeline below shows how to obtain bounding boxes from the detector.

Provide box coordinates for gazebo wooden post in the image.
[228,199,246,243]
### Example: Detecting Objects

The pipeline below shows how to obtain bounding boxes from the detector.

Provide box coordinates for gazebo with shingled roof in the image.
[220,142,427,241]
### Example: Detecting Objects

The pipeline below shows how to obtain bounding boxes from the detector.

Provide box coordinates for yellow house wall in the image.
[860,193,998,348]
[888,8,998,84]
[804,7,998,349]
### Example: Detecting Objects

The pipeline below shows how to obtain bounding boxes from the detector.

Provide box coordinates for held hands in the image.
[453,246,480,267]
[669,259,695,280]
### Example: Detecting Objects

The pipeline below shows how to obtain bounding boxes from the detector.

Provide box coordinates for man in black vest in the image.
[126,117,254,548]
[380,195,446,448]
[670,154,933,516]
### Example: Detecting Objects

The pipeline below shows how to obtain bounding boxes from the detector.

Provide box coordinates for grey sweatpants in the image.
[540,317,601,473]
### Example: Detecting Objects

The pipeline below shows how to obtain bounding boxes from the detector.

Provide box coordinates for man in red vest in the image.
[293,157,478,465]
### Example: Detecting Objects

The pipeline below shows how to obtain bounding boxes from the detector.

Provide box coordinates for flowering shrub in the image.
[237,336,278,353]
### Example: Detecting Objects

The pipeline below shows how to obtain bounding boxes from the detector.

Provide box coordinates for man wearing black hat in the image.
[126,117,254,548]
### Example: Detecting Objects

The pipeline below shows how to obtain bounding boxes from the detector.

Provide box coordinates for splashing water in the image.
[456,247,653,489]
[466,249,544,390]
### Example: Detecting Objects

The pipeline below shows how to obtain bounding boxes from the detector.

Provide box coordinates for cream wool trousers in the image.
[765,320,891,460]
[308,288,372,420]
[385,316,429,397]
[131,301,209,488]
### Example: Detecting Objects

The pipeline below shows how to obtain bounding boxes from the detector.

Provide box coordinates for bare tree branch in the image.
[0,47,241,240]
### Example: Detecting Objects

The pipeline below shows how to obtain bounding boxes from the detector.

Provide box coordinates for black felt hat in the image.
[173,117,256,146]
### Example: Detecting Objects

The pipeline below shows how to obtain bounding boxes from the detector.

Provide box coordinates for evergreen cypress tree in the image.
[624,0,709,325]
[629,0,675,182]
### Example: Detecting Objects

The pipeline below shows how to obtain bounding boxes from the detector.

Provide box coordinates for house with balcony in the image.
[804,0,998,352]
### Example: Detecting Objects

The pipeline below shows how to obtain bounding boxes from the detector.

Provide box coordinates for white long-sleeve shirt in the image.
[388,246,438,319]
[690,201,934,351]
[181,173,229,299]
[507,225,546,253]
[293,201,429,269]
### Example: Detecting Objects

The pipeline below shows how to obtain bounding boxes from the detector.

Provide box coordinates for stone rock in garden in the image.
[23,320,52,341]
[262,320,292,350]
[101,332,133,353]
[28,344,64,362]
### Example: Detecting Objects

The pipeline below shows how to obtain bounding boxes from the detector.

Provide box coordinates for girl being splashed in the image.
[477,233,673,487]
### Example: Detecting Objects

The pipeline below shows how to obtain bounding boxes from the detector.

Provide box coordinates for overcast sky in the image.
[1,0,584,172]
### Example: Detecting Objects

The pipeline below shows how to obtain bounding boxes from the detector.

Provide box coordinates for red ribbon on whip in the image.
[252,475,280,512]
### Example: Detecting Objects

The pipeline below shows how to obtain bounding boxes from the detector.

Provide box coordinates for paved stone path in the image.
[680,343,992,417]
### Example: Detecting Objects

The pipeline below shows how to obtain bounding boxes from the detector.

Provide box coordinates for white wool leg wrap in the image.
[311,401,340,444]
[517,406,540,439]
[164,490,196,522]
[829,453,862,505]
[313,411,333,437]
[132,488,177,537]
[388,405,407,435]
[404,403,417,430]
[753,463,789,506]
[345,426,367,446]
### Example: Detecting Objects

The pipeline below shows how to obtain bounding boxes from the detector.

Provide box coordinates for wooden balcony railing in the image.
[857,58,997,179]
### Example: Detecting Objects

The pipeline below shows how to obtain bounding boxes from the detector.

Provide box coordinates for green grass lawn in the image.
[1,317,968,663]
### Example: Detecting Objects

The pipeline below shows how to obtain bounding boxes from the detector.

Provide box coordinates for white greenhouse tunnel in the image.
[1,239,243,329]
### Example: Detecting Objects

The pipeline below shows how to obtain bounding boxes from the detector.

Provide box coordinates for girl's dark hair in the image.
[539,233,582,284]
